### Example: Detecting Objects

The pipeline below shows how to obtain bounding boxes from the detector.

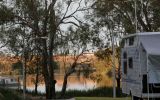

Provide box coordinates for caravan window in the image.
[129,37,134,46]
[128,57,133,68]
[123,52,127,59]
[123,61,127,74]
[11,79,13,82]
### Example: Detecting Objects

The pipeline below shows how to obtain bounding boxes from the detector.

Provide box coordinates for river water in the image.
[26,74,97,93]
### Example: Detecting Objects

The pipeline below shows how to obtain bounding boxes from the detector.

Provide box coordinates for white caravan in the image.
[0,76,20,89]
[121,32,160,100]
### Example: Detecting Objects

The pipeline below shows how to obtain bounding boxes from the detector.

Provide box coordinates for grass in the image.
[56,87,126,98]
[0,88,22,100]
[76,97,131,100]
[0,87,129,100]
[25,87,128,99]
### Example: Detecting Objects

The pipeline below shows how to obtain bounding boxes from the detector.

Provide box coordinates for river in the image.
[26,74,97,93]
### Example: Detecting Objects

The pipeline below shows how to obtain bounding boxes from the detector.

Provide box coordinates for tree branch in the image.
[57,0,83,27]
[62,21,79,27]
[0,42,8,48]
[14,15,34,30]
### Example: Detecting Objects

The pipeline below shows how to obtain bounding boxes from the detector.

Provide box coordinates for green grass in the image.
[0,88,22,100]
[76,97,131,100]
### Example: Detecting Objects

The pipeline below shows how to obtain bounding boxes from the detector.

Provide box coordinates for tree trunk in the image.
[117,68,121,89]
[48,29,56,99]
[60,67,75,98]
[41,39,51,99]
[23,56,27,95]
[117,66,121,95]
[117,78,120,89]
[116,77,120,95]
[48,3,57,99]
[48,49,55,99]
[34,63,39,95]
[60,74,68,98]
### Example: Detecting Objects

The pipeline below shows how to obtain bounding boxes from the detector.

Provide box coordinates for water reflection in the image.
[26,74,96,93]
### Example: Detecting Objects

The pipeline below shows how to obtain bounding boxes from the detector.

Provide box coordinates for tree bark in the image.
[117,67,121,89]
[117,65,121,95]
[60,54,82,98]
[117,76,120,89]
[48,48,55,98]
[60,68,75,98]
[116,77,121,95]
[24,57,27,95]
[34,63,39,95]
[60,74,68,98]
[48,4,57,98]
[41,39,50,99]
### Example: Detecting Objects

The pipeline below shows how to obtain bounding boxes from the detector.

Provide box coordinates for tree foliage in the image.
[0,0,92,99]
[91,0,160,33]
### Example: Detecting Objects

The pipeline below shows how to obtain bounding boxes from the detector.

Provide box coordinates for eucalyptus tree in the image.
[91,0,160,33]
[59,24,95,98]
[0,0,90,99]
[85,0,160,49]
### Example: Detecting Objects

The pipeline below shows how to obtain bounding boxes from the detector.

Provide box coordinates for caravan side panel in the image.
[121,46,142,97]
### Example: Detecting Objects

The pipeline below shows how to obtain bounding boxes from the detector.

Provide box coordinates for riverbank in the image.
[0,87,128,100]
[56,87,124,98]
[26,87,126,99]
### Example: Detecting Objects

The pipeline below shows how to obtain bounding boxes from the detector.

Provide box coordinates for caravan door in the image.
[148,55,160,84]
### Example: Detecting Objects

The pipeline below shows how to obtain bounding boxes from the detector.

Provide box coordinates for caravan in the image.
[0,76,20,89]
[121,32,160,100]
